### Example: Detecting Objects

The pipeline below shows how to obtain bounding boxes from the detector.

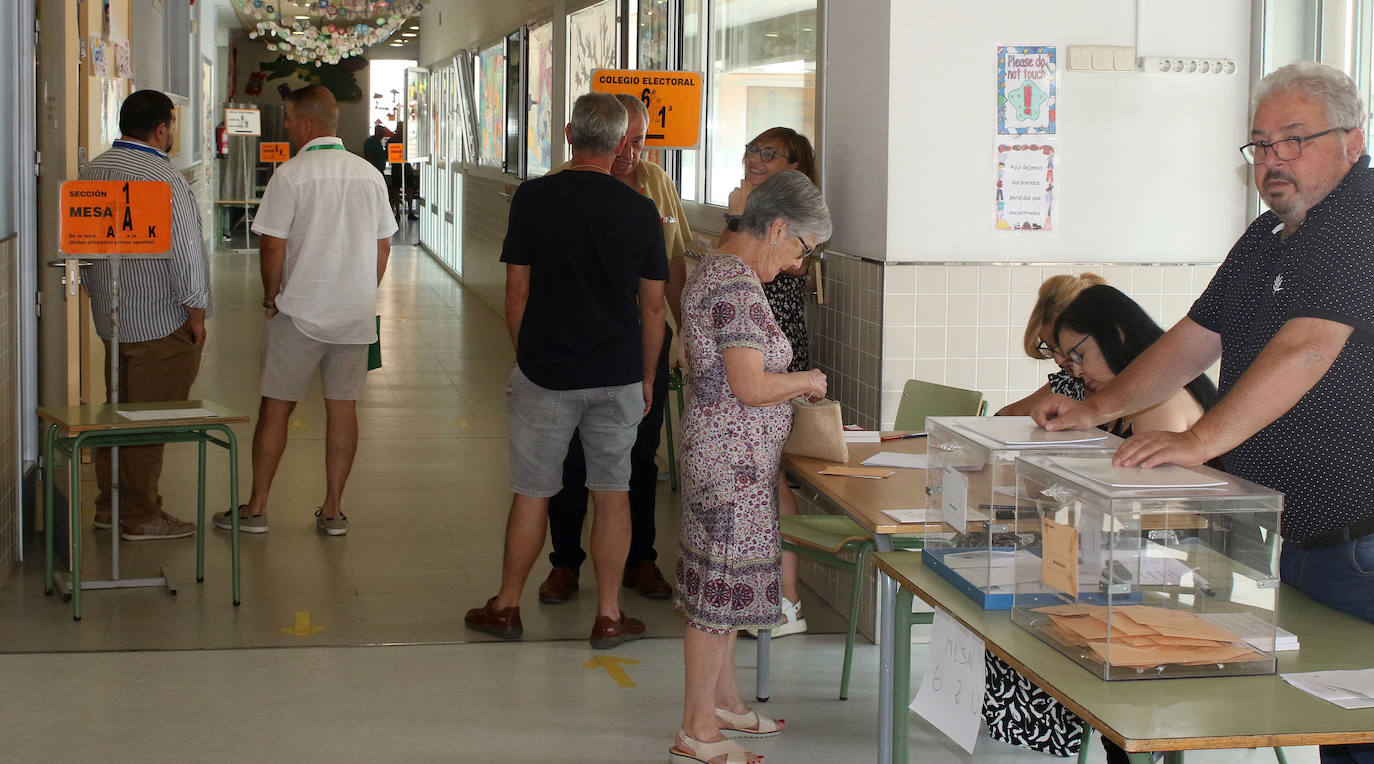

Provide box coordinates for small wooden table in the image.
[39,400,248,620]
[876,550,1374,763]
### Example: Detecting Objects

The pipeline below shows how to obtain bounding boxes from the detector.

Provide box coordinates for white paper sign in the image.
[911,610,987,754]
[940,466,970,533]
[224,108,262,136]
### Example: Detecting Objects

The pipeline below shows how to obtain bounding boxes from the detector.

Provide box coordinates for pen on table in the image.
[879,432,928,441]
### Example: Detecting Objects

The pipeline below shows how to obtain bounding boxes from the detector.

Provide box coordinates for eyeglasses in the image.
[744,144,779,162]
[1063,334,1091,367]
[1239,127,1346,165]
[797,236,815,259]
[1034,340,1060,360]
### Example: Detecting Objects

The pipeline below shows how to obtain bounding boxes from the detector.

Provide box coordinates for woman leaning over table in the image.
[671,170,831,764]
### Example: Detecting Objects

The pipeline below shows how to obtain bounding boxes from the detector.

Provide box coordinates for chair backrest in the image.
[893,379,986,432]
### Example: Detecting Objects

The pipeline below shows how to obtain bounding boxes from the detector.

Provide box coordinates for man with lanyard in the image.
[536,93,693,604]
[213,85,396,537]
[81,89,212,540]
[1033,61,1374,764]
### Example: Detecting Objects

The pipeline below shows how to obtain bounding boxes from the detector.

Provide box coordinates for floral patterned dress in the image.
[675,254,793,633]
[762,272,809,372]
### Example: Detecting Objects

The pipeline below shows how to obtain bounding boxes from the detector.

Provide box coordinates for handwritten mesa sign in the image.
[60,180,172,255]
[590,69,702,149]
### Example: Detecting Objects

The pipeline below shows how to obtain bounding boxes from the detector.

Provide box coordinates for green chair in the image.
[777,379,986,700]
[893,378,988,432]
[663,367,687,490]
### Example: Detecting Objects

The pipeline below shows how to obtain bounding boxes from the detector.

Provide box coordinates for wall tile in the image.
[886,265,916,295]
[978,293,1011,326]
[916,265,948,295]
[948,265,980,294]
[915,294,948,327]
[946,295,978,326]
[914,326,947,360]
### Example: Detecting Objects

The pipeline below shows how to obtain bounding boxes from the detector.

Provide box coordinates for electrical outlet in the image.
[1138,56,1237,75]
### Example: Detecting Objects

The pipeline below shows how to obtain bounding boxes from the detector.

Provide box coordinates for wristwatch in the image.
[262,299,276,309]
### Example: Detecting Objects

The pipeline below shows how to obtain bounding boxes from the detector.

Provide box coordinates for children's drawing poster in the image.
[995,143,1055,232]
[998,46,1056,135]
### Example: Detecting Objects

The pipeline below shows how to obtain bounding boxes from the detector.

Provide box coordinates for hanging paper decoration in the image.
[231,0,422,65]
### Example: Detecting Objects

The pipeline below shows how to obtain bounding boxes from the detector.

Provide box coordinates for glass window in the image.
[679,0,703,201]
[638,0,670,69]
[478,42,506,169]
[705,0,817,205]
[505,30,523,174]
[567,0,620,115]
[527,22,555,176]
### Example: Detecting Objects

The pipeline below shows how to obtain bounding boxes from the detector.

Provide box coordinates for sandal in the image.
[715,707,784,738]
[669,729,761,764]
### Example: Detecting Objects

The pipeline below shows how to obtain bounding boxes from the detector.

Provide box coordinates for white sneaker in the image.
[743,596,808,638]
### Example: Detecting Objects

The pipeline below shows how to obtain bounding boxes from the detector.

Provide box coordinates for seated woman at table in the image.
[997,272,1106,415]
[671,170,830,764]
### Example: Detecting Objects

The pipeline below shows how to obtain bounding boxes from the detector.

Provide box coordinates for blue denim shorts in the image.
[505,365,644,498]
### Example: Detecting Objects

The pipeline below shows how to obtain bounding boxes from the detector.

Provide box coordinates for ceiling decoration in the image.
[232,0,422,65]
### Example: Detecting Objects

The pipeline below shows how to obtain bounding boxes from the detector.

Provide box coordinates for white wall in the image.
[419,0,552,65]
[881,0,1252,264]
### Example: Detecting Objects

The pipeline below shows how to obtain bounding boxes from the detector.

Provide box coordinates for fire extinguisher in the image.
[216,123,229,157]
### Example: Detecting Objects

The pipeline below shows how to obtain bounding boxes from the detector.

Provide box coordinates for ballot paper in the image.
[1282,670,1374,709]
[843,429,881,443]
[883,509,934,524]
[117,407,221,421]
[861,451,932,470]
[1200,612,1299,652]
[1049,456,1228,489]
[953,417,1109,447]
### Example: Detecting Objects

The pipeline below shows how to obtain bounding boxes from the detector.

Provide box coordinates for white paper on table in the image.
[1282,671,1374,709]
[953,417,1108,447]
[117,407,221,421]
[883,509,932,524]
[1199,612,1299,652]
[911,610,987,754]
[843,430,881,443]
[1049,456,1227,489]
[940,466,970,533]
[941,550,1043,589]
[862,451,931,469]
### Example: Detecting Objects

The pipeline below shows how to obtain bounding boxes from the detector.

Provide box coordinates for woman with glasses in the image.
[721,127,821,640]
[1054,284,1217,437]
[997,272,1106,416]
[672,170,831,764]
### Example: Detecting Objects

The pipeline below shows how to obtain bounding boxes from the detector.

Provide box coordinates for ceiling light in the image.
[294,15,309,20]
[401,33,416,37]
[764,33,779,38]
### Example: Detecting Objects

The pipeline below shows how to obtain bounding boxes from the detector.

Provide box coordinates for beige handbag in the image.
[782,398,849,463]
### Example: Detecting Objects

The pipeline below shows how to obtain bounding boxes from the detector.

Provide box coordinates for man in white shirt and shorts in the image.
[213,85,397,537]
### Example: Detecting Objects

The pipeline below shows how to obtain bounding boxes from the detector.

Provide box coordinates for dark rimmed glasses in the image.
[797,236,816,259]
[745,144,779,162]
[1240,127,1346,165]
[1034,340,1060,360]
[1063,334,1092,367]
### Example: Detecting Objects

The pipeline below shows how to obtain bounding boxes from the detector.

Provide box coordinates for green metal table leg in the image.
[1077,721,1092,764]
[893,587,915,764]
[225,427,241,606]
[196,439,206,583]
[1274,747,1288,764]
[69,434,83,621]
[43,424,57,596]
[839,540,875,700]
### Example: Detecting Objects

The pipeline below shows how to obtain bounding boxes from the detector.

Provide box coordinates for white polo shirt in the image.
[252,136,398,344]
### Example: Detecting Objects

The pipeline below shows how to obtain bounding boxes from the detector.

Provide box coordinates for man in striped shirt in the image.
[81,89,212,541]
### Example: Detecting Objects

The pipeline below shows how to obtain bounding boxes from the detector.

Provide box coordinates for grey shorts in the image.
[505,365,644,498]
[260,314,368,401]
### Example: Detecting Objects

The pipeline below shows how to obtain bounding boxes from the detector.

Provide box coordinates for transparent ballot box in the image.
[1010,454,1284,681]
[921,417,1123,609]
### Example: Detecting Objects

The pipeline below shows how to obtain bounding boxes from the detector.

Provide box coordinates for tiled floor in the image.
[0,239,1321,762]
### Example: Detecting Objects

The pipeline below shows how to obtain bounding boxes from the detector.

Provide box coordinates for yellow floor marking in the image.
[278,610,326,637]
[583,655,640,687]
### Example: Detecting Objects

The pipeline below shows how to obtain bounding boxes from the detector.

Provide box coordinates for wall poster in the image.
[995,142,1055,232]
[997,45,1056,136]
[478,42,505,169]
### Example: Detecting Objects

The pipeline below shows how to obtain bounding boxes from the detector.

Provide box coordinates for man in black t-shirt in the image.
[465,93,668,650]
[1035,62,1374,763]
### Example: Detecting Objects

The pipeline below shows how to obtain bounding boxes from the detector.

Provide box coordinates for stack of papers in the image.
[1282,670,1374,709]
[1033,604,1269,668]
[1199,612,1298,652]
[955,417,1109,447]
[1050,456,1228,489]
[861,451,931,469]
[882,509,933,524]
[843,429,880,443]
[117,407,221,421]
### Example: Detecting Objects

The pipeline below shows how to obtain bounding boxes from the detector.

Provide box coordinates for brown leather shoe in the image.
[538,566,579,604]
[464,597,522,640]
[623,560,672,599]
[589,611,645,649]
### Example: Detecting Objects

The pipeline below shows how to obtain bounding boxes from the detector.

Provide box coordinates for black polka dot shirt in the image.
[1190,156,1374,543]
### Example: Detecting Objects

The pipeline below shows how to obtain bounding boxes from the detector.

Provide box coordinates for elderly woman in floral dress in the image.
[670,170,832,764]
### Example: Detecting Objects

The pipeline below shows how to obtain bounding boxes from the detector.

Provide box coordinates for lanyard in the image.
[305,144,345,152]
[113,140,167,158]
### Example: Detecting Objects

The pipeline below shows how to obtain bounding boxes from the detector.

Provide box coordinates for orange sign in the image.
[388,142,405,163]
[60,180,172,255]
[259,142,290,163]
[591,69,703,149]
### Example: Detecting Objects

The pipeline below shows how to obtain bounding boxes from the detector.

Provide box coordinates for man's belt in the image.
[1298,515,1374,550]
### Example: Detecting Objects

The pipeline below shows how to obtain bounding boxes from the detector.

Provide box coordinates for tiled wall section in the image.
[879,263,1221,428]
[0,238,17,586]
[457,173,513,317]
[808,253,884,429]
